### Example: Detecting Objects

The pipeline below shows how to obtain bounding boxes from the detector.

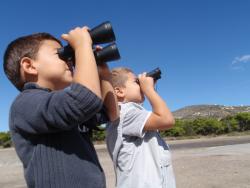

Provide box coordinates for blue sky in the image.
[1,0,250,131]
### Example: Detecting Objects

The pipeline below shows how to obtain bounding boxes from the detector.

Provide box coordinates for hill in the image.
[173,105,250,120]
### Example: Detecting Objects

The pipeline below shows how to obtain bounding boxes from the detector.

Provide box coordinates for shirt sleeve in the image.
[121,102,151,138]
[11,83,103,134]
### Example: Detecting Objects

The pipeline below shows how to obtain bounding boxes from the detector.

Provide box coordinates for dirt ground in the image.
[1,135,250,188]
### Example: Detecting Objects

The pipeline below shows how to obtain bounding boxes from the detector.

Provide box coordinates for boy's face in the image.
[33,40,73,90]
[123,72,145,103]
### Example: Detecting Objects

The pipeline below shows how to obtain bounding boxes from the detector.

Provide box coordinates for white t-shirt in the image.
[106,102,176,188]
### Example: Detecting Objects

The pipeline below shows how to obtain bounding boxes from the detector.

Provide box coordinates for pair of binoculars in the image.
[136,67,162,83]
[57,21,120,65]
[146,67,161,81]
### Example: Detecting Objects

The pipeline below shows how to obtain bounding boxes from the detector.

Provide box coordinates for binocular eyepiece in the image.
[57,21,121,65]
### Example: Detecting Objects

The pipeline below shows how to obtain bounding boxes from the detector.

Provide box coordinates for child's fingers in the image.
[138,74,142,79]
[138,72,146,78]
[61,33,69,41]
[95,45,103,51]
[139,72,147,79]
[80,26,90,31]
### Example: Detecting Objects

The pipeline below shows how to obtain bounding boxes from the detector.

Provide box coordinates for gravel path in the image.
[1,135,250,188]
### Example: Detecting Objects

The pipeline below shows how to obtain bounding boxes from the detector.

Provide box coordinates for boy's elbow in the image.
[108,109,120,122]
[161,117,175,130]
[170,118,175,127]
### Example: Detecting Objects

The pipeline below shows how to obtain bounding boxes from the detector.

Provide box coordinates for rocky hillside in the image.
[173,105,250,120]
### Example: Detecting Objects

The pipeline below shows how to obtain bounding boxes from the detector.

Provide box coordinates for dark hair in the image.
[3,33,62,91]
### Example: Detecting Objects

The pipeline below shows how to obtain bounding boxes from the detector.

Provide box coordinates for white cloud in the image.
[232,55,250,65]
[231,55,250,70]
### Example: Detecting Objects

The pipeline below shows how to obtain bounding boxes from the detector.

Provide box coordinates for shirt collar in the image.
[22,82,52,92]
[118,101,144,106]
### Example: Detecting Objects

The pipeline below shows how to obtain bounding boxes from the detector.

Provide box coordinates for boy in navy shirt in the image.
[3,26,118,188]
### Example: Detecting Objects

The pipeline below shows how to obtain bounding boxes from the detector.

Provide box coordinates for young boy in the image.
[3,27,118,188]
[106,67,176,188]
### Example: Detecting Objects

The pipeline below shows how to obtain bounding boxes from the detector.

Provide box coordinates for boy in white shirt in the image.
[106,67,176,188]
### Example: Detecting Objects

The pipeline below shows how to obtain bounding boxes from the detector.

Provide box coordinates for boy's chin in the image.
[137,98,145,104]
[140,96,145,103]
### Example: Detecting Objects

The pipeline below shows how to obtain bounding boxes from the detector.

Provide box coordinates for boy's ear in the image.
[20,57,38,75]
[114,86,125,98]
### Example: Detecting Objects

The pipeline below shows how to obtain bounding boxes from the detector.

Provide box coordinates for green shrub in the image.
[192,118,224,135]
[221,117,239,132]
[92,129,106,141]
[2,140,12,148]
[180,120,196,136]
[0,132,12,148]
[1,113,250,144]
[162,119,192,137]
[168,126,186,137]
[234,113,250,131]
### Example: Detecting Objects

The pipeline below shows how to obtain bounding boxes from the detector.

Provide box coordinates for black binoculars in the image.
[136,67,161,84]
[146,67,161,81]
[57,21,121,65]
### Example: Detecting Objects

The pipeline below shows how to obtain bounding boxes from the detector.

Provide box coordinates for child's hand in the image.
[138,73,155,94]
[61,26,92,50]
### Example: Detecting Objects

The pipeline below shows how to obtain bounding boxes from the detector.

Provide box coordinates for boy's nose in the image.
[135,78,140,85]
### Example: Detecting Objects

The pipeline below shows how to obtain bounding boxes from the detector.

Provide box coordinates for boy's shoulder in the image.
[12,83,49,103]
[119,102,149,121]
[10,83,54,116]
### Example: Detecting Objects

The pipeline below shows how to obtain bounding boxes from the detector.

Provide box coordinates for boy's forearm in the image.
[73,45,101,98]
[99,66,119,121]
[145,89,174,124]
[100,79,119,121]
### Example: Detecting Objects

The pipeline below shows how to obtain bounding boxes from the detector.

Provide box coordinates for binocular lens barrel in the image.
[57,43,120,65]
[90,21,116,44]
[57,21,120,65]
[146,67,161,81]
[136,68,162,84]
[94,43,120,64]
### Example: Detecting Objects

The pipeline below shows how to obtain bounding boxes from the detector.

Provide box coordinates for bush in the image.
[234,113,250,131]
[180,120,196,136]
[221,117,239,132]
[168,126,186,137]
[92,129,106,141]
[192,118,224,135]
[0,132,12,148]
[3,113,249,143]
[162,119,194,137]
[2,140,12,148]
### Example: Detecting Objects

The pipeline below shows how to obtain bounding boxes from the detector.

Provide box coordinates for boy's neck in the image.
[36,81,69,91]
[27,81,69,91]
[23,82,52,92]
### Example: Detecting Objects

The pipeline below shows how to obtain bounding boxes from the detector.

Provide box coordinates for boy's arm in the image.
[138,73,175,131]
[11,83,103,134]
[98,63,119,121]
[61,27,101,98]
